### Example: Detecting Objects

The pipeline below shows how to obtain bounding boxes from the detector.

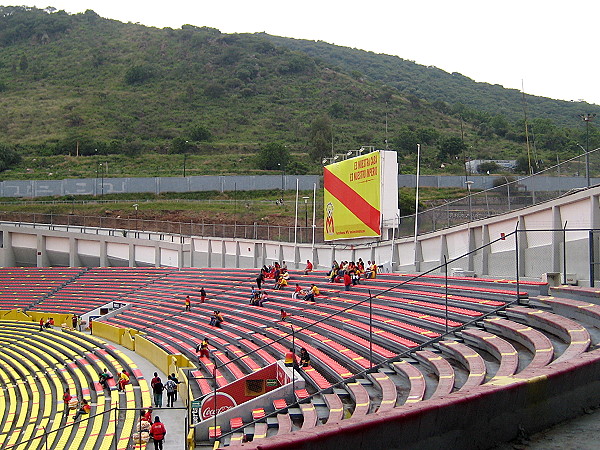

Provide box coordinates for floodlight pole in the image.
[413,144,421,270]
[580,113,596,187]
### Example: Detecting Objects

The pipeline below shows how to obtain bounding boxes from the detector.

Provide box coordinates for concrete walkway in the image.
[111,344,188,449]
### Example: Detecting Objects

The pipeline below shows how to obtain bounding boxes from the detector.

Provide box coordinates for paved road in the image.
[494,406,600,449]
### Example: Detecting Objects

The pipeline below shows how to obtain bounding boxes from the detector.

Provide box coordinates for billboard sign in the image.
[324,151,382,241]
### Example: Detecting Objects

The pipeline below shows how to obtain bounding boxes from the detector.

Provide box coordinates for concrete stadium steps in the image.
[0,320,146,450]
[30,267,175,315]
[6,267,600,448]
[0,267,85,310]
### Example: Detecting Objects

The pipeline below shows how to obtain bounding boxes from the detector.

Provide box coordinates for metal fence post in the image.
[444,255,448,334]
[589,230,595,288]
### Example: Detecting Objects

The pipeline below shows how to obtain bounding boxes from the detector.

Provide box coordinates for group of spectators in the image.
[284,347,311,368]
[62,388,90,421]
[328,259,377,290]
[184,287,207,311]
[138,407,167,450]
[150,371,180,408]
[250,287,269,306]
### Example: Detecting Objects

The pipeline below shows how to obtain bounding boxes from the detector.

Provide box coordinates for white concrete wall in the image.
[2,185,600,284]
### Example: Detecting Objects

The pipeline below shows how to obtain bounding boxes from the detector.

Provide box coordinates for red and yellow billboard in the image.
[324,151,381,241]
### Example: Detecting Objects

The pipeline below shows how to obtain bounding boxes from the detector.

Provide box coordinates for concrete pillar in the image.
[220,240,226,268]
[69,237,81,267]
[154,244,160,268]
[2,231,15,266]
[129,243,135,268]
[414,240,422,272]
[551,206,562,273]
[590,195,600,284]
[36,234,49,267]
[439,235,448,270]
[517,216,527,277]
[99,239,108,267]
[207,240,212,268]
[189,239,195,268]
[467,228,476,272]
[481,225,490,276]
[591,193,600,229]
[178,245,184,269]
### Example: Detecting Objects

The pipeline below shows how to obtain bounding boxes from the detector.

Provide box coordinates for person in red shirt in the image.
[150,372,160,389]
[344,272,352,291]
[280,309,289,321]
[150,416,167,450]
[143,407,153,423]
[304,260,313,275]
[39,318,44,332]
[196,338,210,359]
[62,388,72,416]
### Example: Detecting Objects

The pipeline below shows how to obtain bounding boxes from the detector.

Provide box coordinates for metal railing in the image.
[189,227,529,443]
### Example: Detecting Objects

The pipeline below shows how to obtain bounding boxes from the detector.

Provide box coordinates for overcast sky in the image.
[20,1,600,106]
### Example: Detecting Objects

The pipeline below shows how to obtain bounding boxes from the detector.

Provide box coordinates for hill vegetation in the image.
[0,5,598,181]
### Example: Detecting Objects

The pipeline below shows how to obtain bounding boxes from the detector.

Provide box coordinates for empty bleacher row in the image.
[0,266,598,448]
[0,320,151,450]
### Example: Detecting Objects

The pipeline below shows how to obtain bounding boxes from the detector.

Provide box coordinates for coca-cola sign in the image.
[200,392,237,420]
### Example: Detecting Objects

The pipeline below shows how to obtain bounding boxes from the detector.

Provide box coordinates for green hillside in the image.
[0,6,598,180]
[261,34,600,128]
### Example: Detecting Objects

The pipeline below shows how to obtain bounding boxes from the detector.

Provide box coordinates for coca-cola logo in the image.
[200,392,237,420]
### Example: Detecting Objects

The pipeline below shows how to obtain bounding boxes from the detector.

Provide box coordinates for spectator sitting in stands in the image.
[214,311,224,328]
[303,284,319,302]
[44,318,55,328]
[258,290,268,306]
[98,368,113,389]
[118,370,130,391]
[284,347,298,367]
[299,348,311,367]
[73,398,91,421]
[274,270,289,290]
[364,261,373,279]
[209,310,219,326]
[196,337,210,358]
[292,283,307,299]
[280,309,290,321]
[304,259,313,275]
[372,261,378,278]
[328,266,338,283]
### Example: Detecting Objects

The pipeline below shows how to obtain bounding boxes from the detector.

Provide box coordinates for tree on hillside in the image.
[0,144,21,171]
[308,116,332,161]
[189,124,212,142]
[438,136,466,161]
[124,64,154,85]
[256,143,290,170]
